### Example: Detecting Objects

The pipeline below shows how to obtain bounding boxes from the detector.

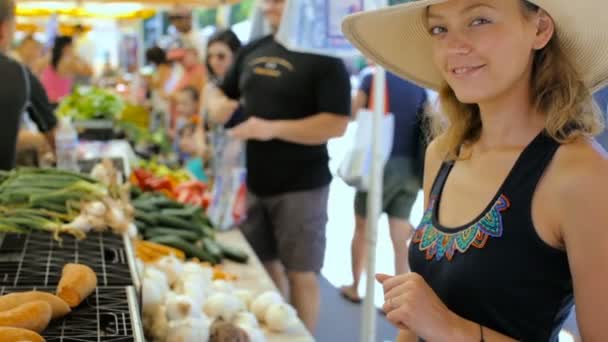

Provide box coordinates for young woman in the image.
[344,0,608,341]
[40,36,92,104]
[205,29,242,84]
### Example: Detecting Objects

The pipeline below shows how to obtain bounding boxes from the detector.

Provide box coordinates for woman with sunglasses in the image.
[179,30,243,175]
[206,29,242,84]
[344,0,608,341]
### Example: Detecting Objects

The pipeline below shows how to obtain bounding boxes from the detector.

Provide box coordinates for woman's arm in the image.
[556,143,608,341]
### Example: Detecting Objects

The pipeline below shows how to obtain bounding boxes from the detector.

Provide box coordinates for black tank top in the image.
[409,132,573,341]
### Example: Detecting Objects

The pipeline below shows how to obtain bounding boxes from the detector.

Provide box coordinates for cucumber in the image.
[200,225,216,239]
[145,227,201,242]
[148,235,219,264]
[135,210,158,226]
[133,202,158,212]
[155,215,197,231]
[202,238,223,261]
[215,241,249,264]
[130,186,143,199]
[134,219,148,230]
[160,206,201,218]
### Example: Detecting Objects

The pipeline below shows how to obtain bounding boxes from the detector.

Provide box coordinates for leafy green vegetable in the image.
[56,86,125,120]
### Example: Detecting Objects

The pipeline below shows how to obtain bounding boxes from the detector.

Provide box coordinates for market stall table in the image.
[218,229,315,342]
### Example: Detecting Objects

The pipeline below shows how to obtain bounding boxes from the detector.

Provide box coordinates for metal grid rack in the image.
[0,231,136,287]
[0,286,144,342]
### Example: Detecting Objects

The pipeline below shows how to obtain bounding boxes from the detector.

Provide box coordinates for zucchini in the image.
[202,238,223,261]
[133,202,158,212]
[215,241,249,264]
[135,210,158,226]
[155,199,184,209]
[160,206,200,218]
[200,225,216,239]
[155,215,196,231]
[148,235,219,264]
[145,227,200,242]
[130,186,143,199]
[134,219,148,230]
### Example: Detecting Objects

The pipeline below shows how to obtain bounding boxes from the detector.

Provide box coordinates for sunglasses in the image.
[208,52,227,61]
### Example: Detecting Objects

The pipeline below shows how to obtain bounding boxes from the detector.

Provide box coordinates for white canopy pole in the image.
[360,64,387,342]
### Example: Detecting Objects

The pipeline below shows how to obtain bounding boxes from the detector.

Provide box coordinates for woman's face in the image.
[207,42,234,79]
[427,0,552,105]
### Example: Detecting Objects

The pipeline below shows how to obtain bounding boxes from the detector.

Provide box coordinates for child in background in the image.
[174,87,208,180]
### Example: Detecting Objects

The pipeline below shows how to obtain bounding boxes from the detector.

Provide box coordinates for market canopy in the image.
[16,2,156,19]
[16,0,242,8]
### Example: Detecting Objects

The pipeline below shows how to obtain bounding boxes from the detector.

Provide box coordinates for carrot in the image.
[0,291,70,320]
[0,301,52,333]
[0,327,45,342]
[56,263,97,308]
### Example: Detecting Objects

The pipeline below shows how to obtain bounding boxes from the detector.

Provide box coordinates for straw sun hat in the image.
[342,0,608,92]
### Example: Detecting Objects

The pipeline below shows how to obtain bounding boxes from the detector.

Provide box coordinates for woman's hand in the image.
[378,273,469,342]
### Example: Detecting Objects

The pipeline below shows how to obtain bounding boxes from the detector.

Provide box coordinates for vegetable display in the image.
[56,87,125,121]
[141,256,298,342]
[131,165,211,209]
[0,167,134,239]
[131,191,248,265]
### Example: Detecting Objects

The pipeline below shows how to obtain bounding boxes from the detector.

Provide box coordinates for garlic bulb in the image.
[165,292,202,321]
[203,293,245,322]
[142,277,168,315]
[149,305,169,342]
[83,201,107,217]
[166,317,211,342]
[182,261,212,278]
[250,291,283,322]
[156,256,184,286]
[176,279,207,309]
[144,266,170,290]
[212,279,235,293]
[234,289,254,310]
[264,303,297,332]
[232,311,259,329]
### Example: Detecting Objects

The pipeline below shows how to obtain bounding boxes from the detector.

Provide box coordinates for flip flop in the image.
[339,285,363,304]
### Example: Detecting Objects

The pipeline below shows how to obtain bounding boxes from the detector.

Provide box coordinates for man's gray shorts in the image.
[240,186,329,273]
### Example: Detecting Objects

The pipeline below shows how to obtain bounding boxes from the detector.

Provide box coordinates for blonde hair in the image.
[430,3,604,160]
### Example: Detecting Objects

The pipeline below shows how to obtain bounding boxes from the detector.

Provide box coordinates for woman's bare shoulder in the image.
[550,137,608,196]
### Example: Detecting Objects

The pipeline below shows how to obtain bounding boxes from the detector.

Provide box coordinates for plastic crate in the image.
[0,286,144,342]
[0,231,138,288]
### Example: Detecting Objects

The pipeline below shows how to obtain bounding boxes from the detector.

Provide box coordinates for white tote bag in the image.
[338,74,394,191]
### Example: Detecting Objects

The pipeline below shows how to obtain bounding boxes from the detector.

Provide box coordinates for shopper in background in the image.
[340,70,427,303]
[168,45,206,136]
[168,5,206,56]
[344,0,608,340]
[40,36,92,105]
[172,46,206,94]
[145,46,177,129]
[10,35,43,75]
[205,29,242,84]
[72,24,94,86]
[208,0,351,332]
[0,0,57,170]
[174,86,204,160]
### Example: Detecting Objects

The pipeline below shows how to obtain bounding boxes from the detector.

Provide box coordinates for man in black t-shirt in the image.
[0,0,57,170]
[208,0,351,332]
